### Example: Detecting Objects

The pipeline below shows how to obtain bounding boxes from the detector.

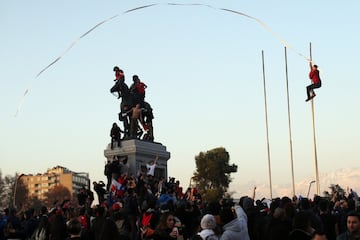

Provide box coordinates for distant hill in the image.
[229,167,360,200]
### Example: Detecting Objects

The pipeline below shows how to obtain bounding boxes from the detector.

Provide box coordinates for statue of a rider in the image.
[110,67,154,142]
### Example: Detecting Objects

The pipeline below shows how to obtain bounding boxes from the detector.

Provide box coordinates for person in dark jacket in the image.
[288,211,314,240]
[110,122,122,149]
[336,211,360,240]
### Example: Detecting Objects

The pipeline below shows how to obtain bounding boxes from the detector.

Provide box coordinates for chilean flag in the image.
[111,176,127,197]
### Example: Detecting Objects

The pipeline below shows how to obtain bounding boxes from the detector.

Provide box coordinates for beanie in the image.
[201,214,216,230]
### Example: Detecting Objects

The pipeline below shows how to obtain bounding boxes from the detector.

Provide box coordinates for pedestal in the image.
[104,139,171,178]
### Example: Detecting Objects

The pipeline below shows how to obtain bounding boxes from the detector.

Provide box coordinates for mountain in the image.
[230,167,360,200]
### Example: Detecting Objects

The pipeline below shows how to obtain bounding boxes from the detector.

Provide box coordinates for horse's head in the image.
[110,81,129,92]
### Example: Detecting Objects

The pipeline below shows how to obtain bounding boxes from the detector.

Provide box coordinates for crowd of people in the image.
[1,163,360,240]
[0,63,345,240]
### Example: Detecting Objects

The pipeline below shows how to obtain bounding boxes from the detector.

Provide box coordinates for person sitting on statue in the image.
[130,75,147,103]
[110,122,123,149]
[113,66,125,99]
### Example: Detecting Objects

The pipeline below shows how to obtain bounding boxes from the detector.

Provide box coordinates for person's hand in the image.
[170,227,178,238]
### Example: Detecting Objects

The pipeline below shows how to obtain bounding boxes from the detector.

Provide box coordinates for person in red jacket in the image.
[306,61,322,102]
[130,75,147,103]
[113,66,125,99]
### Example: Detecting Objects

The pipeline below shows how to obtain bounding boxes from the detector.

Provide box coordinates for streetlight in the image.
[307,180,316,198]
[13,173,24,209]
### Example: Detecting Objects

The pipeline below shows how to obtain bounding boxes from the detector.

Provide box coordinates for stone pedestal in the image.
[104,139,170,178]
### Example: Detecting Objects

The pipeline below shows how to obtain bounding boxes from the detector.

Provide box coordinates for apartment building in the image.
[20,165,90,200]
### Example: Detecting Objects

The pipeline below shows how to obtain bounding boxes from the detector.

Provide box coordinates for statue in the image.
[110,70,154,142]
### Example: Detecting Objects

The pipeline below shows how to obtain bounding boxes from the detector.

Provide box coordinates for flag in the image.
[111,177,126,197]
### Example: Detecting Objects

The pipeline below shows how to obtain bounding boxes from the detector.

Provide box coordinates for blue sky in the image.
[1,1,359,199]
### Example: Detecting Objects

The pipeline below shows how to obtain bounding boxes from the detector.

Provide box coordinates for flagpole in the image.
[309,42,320,195]
[284,46,296,196]
[261,50,273,199]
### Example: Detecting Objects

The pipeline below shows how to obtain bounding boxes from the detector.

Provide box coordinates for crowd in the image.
[1,160,360,240]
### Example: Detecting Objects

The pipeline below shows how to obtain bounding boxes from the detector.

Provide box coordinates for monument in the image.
[105,69,170,178]
[104,139,170,178]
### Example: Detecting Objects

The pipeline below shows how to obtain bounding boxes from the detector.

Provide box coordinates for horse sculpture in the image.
[110,81,154,141]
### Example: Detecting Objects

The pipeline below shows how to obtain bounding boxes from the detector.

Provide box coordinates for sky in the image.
[1,1,359,199]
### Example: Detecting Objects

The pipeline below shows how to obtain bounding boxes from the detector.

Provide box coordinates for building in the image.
[20,165,90,200]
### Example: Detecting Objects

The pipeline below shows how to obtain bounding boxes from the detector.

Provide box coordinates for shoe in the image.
[305,95,315,102]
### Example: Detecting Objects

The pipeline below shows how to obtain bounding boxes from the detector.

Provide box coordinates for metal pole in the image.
[284,46,296,197]
[261,50,273,199]
[309,42,320,195]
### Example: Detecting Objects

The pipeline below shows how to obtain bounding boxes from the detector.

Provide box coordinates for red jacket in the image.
[309,69,321,84]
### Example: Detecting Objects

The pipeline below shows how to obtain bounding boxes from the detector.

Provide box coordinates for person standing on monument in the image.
[110,122,123,149]
[146,155,159,177]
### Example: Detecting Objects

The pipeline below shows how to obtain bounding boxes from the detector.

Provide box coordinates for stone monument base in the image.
[104,139,170,178]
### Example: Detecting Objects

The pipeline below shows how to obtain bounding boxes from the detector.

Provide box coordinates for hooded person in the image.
[219,207,249,240]
[234,203,250,240]
[193,214,219,240]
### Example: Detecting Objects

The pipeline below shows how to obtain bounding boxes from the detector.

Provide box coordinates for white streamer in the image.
[15,2,310,116]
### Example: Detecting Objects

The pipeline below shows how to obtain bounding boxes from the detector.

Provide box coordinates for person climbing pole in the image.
[306,61,322,102]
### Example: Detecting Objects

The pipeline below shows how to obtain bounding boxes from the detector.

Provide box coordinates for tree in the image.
[323,184,346,199]
[2,174,16,209]
[0,171,7,209]
[14,174,29,210]
[193,147,237,202]
[43,184,71,208]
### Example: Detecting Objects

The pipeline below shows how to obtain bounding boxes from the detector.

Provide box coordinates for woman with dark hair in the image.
[152,212,179,240]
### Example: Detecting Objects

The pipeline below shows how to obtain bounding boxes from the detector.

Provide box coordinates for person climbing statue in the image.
[113,66,125,99]
[130,75,147,104]
[306,61,322,102]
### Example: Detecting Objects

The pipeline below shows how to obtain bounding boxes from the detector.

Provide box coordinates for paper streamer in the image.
[15,2,310,116]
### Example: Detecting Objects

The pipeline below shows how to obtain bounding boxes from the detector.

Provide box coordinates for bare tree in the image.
[43,184,71,208]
